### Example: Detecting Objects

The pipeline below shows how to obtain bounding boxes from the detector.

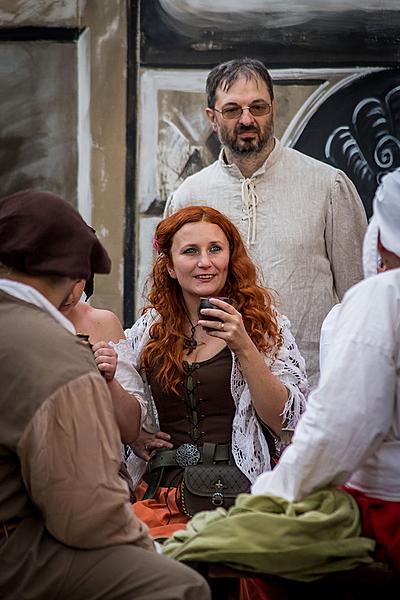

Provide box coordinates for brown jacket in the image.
[0,290,153,551]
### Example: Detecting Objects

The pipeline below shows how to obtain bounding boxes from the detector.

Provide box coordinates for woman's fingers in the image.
[92,340,111,352]
[154,431,172,442]
[150,439,173,450]
[91,342,118,381]
[131,429,173,461]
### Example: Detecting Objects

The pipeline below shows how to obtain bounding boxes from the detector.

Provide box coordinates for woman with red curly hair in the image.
[124,206,307,538]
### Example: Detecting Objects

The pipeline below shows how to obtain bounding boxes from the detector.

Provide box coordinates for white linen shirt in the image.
[252,268,400,502]
[165,139,367,388]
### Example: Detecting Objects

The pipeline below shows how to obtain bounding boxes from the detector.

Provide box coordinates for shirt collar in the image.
[218,137,282,178]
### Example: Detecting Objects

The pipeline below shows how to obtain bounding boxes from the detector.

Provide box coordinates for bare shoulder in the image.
[83,305,125,344]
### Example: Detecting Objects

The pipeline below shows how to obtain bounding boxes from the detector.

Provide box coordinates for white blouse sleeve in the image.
[230,312,308,483]
[110,338,147,427]
[121,313,160,487]
[124,311,160,433]
[271,314,308,430]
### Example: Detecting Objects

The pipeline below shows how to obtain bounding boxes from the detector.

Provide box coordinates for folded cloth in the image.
[162,487,375,582]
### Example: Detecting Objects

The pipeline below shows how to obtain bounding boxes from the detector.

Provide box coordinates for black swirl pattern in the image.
[294,69,400,218]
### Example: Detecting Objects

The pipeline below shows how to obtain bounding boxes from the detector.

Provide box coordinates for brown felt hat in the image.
[0,189,111,279]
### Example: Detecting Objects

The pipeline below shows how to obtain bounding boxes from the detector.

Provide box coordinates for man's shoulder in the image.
[173,159,221,194]
[164,158,224,214]
[0,291,67,340]
[280,145,339,176]
[359,268,400,294]
[332,269,400,356]
[343,269,400,316]
[0,293,101,434]
[0,292,97,381]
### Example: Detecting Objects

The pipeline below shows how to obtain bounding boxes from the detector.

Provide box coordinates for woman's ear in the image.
[166,264,176,279]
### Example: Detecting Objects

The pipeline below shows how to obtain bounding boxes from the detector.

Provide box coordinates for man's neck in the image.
[223,137,275,178]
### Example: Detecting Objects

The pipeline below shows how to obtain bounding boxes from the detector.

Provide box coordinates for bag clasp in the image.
[211,479,225,506]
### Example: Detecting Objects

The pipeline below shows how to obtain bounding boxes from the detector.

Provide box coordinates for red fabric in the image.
[241,487,400,598]
[344,486,400,573]
[240,579,292,600]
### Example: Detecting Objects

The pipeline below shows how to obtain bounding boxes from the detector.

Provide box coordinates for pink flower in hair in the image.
[152,238,160,254]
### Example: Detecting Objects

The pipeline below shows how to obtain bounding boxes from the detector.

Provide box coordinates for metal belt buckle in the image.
[175,443,201,467]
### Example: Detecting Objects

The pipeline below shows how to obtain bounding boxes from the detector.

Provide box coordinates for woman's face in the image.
[167,221,230,303]
[59,279,86,315]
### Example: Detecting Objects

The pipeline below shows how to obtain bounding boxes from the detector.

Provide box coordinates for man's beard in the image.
[218,121,274,156]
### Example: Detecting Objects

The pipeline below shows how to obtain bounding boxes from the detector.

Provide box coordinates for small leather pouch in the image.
[179,442,250,517]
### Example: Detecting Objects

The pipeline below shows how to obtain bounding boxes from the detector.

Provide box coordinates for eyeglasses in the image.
[213,102,271,120]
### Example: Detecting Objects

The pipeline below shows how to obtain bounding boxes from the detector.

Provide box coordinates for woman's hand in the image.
[130,429,173,461]
[198,297,253,356]
[92,341,118,382]
[199,297,288,434]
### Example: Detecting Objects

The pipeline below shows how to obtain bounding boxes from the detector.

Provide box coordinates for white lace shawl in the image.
[122,309,308,487]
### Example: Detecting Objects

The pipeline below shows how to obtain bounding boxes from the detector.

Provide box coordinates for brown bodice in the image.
[148,346,234,448]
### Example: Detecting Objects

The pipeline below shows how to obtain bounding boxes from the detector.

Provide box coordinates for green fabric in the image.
[163,488,375,582]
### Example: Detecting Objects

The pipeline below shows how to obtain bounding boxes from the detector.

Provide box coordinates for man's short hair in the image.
[206,58,274,108]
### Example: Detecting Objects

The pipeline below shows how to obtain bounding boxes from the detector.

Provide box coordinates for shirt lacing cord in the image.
[241,177,259,246]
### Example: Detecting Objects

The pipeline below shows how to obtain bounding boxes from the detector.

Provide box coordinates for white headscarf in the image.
[373,168,400,257]
[362,168,400,278]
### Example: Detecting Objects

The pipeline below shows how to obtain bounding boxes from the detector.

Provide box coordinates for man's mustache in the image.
[235,124,259,134]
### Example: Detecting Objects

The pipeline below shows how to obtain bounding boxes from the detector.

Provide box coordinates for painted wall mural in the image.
[140,0,400,67]
[134,0,400,312]
[293,69,400,217]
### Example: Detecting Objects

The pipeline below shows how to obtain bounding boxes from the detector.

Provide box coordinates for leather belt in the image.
[148,443,231,472]
[143,443,231,500]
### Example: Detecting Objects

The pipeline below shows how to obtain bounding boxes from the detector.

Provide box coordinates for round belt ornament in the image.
[175,443,201,467]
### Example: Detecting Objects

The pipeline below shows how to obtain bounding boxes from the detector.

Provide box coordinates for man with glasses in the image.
[165,58,367,388]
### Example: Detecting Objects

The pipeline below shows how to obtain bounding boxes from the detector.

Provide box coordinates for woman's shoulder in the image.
[78,304,125,344]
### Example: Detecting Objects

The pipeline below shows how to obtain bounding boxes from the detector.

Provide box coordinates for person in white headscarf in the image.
[252,168,400,574]
[319,181,387,372]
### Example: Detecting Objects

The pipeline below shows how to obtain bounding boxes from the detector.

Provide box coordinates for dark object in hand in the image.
[76,333,93,350]
[198,297,230,322]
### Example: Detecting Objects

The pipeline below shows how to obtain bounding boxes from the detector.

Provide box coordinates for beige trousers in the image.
[0,518,210,600]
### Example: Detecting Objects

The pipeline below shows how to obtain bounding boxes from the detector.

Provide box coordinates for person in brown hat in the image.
[0,190,210,600]
[0,188,145,445]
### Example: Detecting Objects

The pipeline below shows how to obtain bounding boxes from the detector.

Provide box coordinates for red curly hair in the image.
[140,206,282,393]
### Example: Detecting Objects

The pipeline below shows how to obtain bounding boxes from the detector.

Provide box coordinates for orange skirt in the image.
[132,481,190,539]
[133,482,259,600]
